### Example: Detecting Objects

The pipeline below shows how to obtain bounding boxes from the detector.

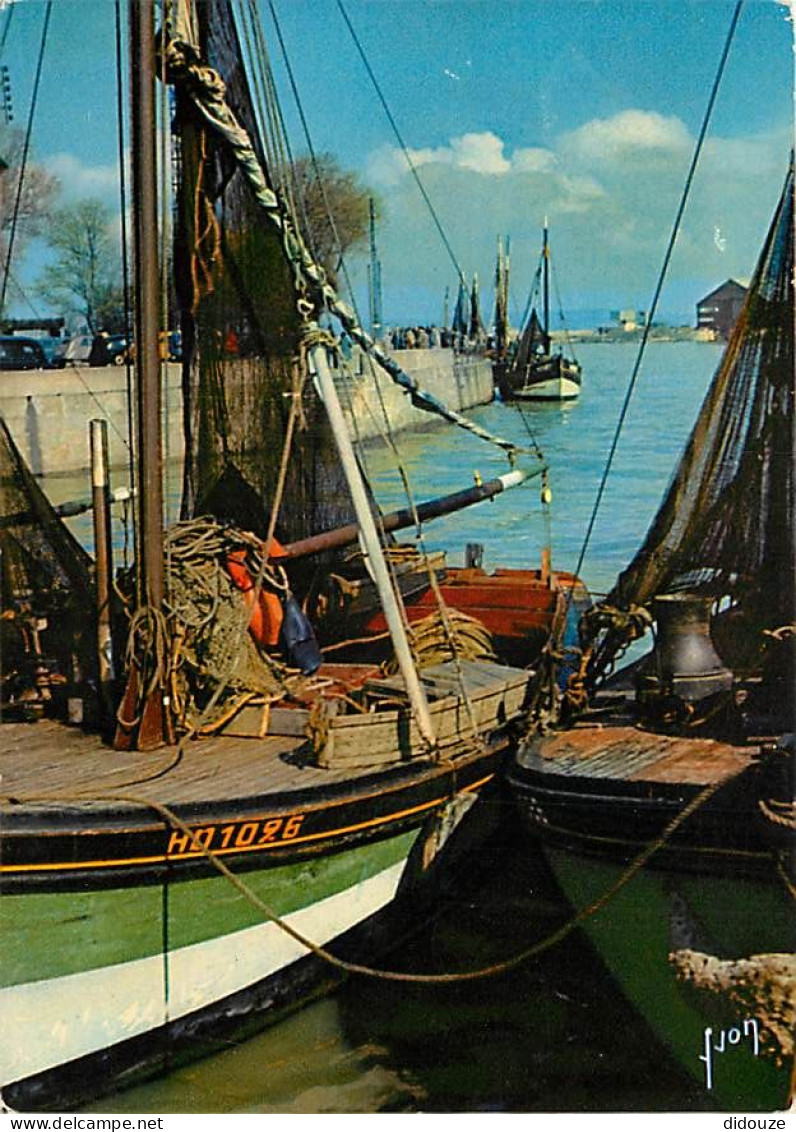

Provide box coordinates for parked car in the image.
[60,334,93,365]
[38,337,67,368]
[106,334,131,365]
[0,336,51,370]
[89,333,131,366]
[165,329,182,361]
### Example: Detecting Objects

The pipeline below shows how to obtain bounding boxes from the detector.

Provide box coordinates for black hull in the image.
[506,725,796,1110]
[2,742,509,893]
[494,355,582,402]
[507,743,776,876]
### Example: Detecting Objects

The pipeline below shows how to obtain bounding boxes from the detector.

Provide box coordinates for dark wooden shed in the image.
[696,279,747,339]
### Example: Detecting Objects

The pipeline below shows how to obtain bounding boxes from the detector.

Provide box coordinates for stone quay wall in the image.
[0,349,494,479]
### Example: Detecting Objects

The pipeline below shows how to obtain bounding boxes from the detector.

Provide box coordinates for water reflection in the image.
[88,802,713,1114]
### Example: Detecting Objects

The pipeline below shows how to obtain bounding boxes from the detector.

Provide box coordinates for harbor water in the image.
[75,340,721,1113]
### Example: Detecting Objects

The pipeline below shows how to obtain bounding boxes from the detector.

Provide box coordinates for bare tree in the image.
[0,127,60,304]
[287,154,376,282]
[37,198,124,333]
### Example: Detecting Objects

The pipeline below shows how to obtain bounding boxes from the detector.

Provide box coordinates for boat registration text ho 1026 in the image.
[166,814,306,858]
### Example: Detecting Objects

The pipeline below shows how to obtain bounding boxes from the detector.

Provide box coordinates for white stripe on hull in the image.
[515,375,580,401]
[1,859,406,1087]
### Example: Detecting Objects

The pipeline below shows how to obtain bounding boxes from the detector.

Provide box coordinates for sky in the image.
[2,0,794,328]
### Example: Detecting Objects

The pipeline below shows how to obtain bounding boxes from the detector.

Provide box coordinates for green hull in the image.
[546,848,793,1111]
[2,828,421,1107]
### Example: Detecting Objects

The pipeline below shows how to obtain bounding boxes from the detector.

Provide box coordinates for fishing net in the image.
[588,162,794,689]
[173,0,358,556]
[0,418,96,716]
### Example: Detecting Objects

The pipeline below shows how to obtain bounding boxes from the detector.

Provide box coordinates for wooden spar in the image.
[130,0,163,610]
[310,341,436,750]
[115,0,166,751]
[542,218,550,341]
[281,469,531,561]
[0,487,132,530]
[90,420,115,730]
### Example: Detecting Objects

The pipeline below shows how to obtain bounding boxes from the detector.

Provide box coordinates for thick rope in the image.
[3,773,730,986]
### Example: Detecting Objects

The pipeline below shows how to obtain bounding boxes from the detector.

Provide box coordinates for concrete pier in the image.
[0,348,493,479]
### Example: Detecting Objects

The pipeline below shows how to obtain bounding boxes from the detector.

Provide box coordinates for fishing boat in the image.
[507,160,795,1110]
[493,221,582,403]
[0,0,574,1110]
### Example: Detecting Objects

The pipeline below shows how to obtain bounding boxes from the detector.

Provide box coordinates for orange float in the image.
[225,539,287,648]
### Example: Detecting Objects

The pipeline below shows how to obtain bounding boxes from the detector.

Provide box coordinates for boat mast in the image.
[367,197,383,340]
[542,217,550,340]
[130,0,164,611]
[494,235,510,359]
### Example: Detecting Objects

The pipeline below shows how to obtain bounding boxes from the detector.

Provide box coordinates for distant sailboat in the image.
[494,221,582,402]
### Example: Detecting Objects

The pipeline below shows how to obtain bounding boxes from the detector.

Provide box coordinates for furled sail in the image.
[513,310,549,371]
[165,0,528,465]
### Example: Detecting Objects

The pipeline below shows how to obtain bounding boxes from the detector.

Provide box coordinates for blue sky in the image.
[2,0,793,327]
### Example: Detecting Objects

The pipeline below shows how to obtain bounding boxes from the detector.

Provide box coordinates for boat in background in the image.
[508,160,795,1110]
[493,221,582,402]
[0,0,576,1110]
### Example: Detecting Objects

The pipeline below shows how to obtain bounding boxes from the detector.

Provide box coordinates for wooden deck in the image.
[0,659,528,810]
[0,718,345,808]
[525,719,756,786]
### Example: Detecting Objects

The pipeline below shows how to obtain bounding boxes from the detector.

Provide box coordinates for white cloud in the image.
[512,147,558,174]
[363,107,791,324]
[561,109,692,162]
[368,131,511,184]
[555,173,607,212]
[46,152,120,200]
[448,132,511,175]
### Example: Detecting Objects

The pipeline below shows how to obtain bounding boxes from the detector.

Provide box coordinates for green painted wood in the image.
[547,848,792,1111]
[2,830,417,988]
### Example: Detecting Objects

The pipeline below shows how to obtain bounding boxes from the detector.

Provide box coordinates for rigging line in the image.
[163,26,527,458]
[263,0,436,612]
[236,1,278,174]
[569,0,743,595]
[246,0,326,267]
[257,1,394,480]
[0,0,51,322]
[510,403,544,462]
[11,772,727,985]
[259,5,470,664]
[264,0,365,330]
[159,0,173,532]
[2,265,41,317]
[517,258,543,337]
[335,0,465,286]
[550,260,578,365]
[244,0,315,254]
[239,0,299,235]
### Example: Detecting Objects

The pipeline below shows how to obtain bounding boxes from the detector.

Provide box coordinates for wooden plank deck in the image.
[0,718,359,808]
[0,660,528,810]
[527,723,755,786]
